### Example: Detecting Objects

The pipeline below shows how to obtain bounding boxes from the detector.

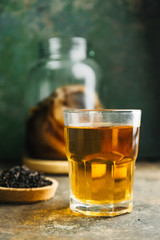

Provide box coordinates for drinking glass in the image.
[64,109,141,216]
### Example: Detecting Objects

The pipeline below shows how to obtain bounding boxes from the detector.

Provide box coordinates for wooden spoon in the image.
[0,178,58,203]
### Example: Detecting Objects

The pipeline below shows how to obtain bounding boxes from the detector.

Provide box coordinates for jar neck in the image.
[47,37,87,61]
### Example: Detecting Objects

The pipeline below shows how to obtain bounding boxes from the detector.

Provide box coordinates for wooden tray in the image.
[0,178,58,203]
[23,157,68,174]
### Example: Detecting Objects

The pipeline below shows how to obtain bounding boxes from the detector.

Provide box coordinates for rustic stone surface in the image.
[0,163,160,239]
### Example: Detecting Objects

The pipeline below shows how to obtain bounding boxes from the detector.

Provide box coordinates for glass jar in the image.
[24,37,102,163]
[25,37,101,109]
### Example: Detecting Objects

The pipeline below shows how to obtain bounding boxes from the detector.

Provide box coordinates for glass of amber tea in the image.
[63,109,141,217]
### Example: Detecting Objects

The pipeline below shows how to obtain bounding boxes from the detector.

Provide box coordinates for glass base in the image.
[70,197,133,217]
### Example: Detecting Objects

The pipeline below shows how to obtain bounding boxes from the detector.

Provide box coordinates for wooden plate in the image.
[0,178,58,203]
[23,157,68,174]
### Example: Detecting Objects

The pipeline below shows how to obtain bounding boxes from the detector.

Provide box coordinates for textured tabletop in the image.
[0,162,160,240]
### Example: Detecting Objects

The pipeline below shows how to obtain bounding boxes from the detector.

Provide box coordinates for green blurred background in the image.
[0,0,160,163]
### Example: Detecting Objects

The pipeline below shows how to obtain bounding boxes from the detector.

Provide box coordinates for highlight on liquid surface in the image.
[64,124,140,205]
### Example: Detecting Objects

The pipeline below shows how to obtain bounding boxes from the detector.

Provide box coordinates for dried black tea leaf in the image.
[0,166,52,188]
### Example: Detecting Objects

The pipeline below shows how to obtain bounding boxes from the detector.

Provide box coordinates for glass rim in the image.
[63,109,141,114]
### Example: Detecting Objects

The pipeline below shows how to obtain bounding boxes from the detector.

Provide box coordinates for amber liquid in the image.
[64,125,140,205]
